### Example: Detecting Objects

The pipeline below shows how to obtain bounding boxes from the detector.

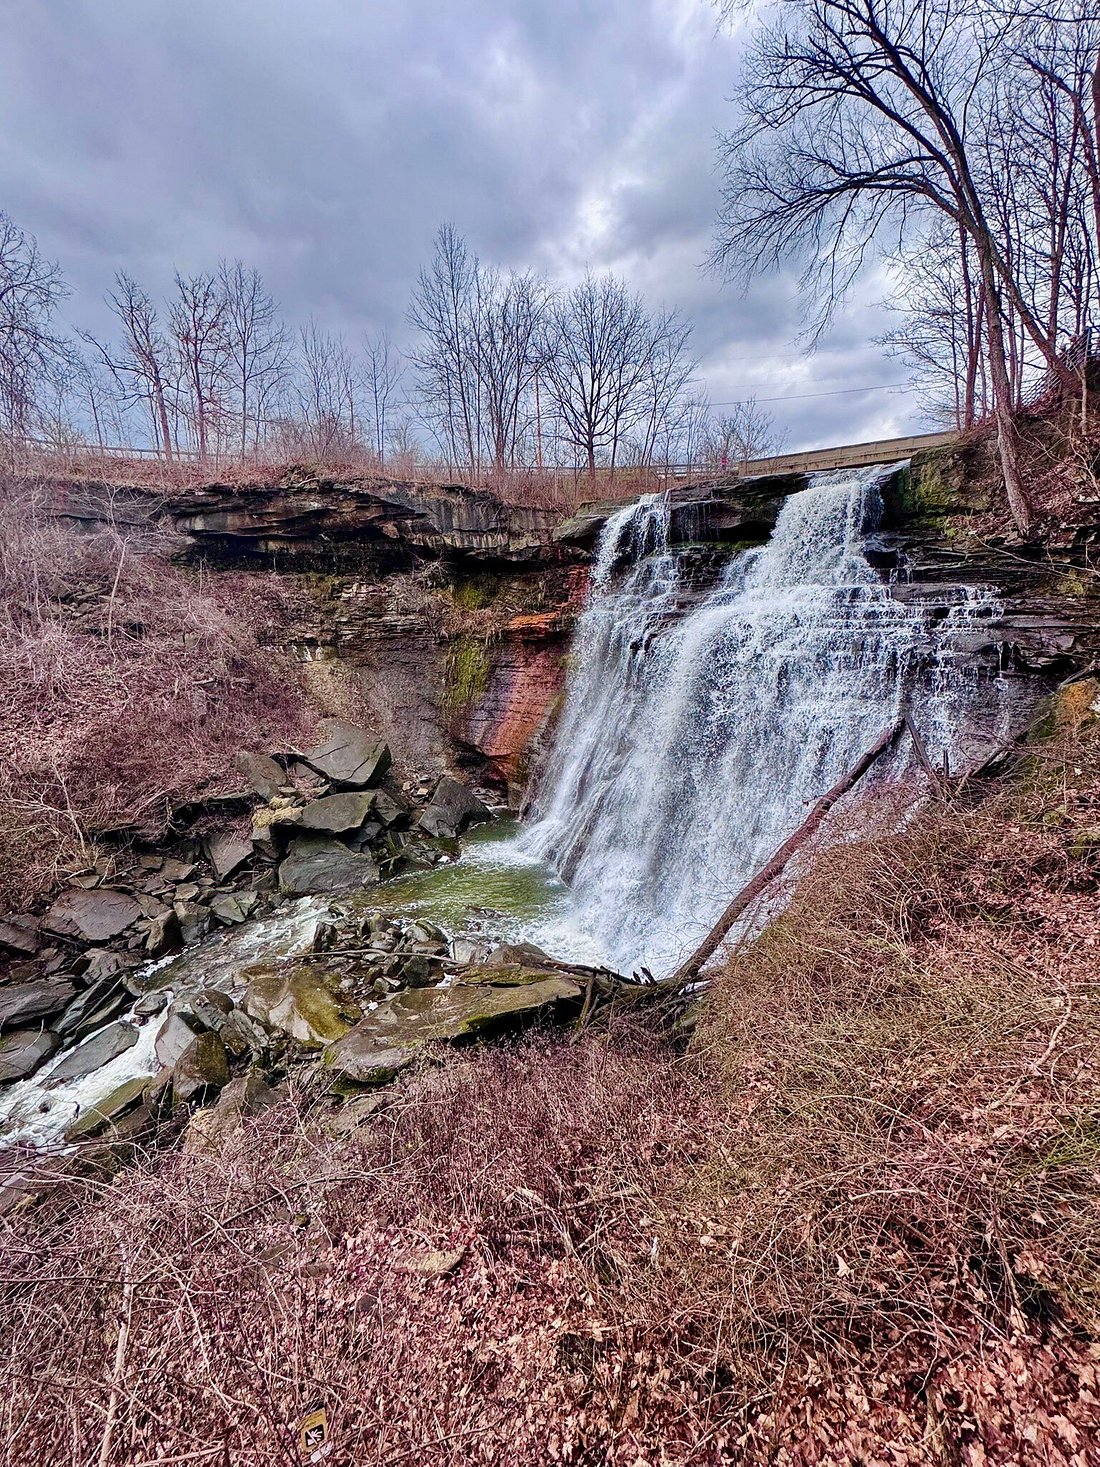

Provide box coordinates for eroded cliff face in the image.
[44,455,1100,801]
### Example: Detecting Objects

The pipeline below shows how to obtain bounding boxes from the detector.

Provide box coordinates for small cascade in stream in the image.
[522,464,1006,977]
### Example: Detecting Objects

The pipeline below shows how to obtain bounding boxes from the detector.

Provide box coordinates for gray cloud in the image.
[0,0,923,450]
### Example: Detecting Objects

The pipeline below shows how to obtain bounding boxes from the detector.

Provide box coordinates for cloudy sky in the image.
[0,0,924,452]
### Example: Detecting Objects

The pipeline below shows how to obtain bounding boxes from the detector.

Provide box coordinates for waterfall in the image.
[522,465,1003,977]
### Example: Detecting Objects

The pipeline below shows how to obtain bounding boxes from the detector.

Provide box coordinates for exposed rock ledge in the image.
[49,470,573,569]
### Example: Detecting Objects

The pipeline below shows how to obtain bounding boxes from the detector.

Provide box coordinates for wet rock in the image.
[235,750,286,802]
[43,888,141,943]
[172,1033,230,1106]
[0,916,39,955]
[416,777,493,839]
[56,972,129,1040]
[278,836,380,896]
[484,941,556,970]
[173,900,210,945]
[245,965,362,1046]
[209,892,255,925]
[371,789,409,828]
[154,1010,203,1068]
[303,722,392,788]
[449,938,489,965]
[0,1029,60,1083]
[66,1076,150,1141]
[398,954,435,988]
[326,974,581,1085]
[133,990,169,1018]
[193,988,234,1025]
[204,832,253,881]
[47,1021,139,1085]
[145,909,181,957]
[298,790,376,834]
[0,979,77,1030]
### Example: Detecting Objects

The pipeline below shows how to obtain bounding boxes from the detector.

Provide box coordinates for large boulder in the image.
[0,1029,60,1083]
[325,973,581,1085]
[303,722,391,788]
[0,980,77,1030]
[172,1033,230,1106]
[245,965,361,1046]
[417,777,493,839]
[43,888,141,943]
[297,791,376,834]
[278,836,380,896]
[154,1009,203,1068]
[235,750,286,802]
[46,1021,139,1085]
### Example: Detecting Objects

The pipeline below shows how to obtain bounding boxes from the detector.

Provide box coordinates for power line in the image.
[707,381,910,406]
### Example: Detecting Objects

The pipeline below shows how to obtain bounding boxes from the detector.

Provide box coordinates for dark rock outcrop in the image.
[278,836,381,896]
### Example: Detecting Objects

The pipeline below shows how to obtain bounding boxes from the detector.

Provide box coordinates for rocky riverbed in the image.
[0,715,597,1184]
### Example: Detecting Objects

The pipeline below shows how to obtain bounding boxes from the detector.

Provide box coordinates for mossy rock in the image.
[324,974,582,1086]
[245,964,362,1047]
[66,1076,150,1141]
[444,636,491,712]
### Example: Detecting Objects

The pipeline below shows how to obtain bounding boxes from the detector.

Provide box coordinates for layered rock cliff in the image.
[43,452,1100,801]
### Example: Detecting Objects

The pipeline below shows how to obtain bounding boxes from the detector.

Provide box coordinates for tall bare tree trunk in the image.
[981,269,1032,536]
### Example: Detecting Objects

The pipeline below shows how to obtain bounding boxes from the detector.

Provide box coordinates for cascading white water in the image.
[522,464,1003,977]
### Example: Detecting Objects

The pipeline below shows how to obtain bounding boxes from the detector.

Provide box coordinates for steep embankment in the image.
[3,693,1099,1465]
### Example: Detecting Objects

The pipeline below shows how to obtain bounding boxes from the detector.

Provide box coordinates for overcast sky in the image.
[0,0,924,452]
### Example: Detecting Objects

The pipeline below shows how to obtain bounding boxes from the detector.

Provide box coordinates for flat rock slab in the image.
[46,1021,139,1085]
[246,965,361,1046]
[204,832,253,881]
[279,835,380,896]
[0,1029,61,1083]
[0,979,77,1030]
[0,917,39,955]
[298,790,376,833]
[325,974,581,1085]
[303,722,391,788]
[66,1076,149,1141]
[44,888,141,942]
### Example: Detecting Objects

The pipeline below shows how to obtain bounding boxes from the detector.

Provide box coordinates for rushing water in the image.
[521,464,1004,977]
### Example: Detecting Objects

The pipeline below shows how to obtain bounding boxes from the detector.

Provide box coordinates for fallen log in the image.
[664,716,906,991]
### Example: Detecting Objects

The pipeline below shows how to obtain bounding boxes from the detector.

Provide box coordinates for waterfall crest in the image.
[522,465,1003,977]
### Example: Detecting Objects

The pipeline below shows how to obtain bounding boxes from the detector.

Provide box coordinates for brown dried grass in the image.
[3,721,1100,1463]
[0,474,318,907]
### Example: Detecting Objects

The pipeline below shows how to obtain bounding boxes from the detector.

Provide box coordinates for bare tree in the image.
[632,308,697,469]
[408,225,482,473]
[89,272,176,460]
[218,260,289,454]
[470,267,550,472]
[711,0,1061,533]
[537,272,655,482]
[291,320,363,458]
[702,399,783,468]
[170,272,228,459]
[0,211,69,441]
[361,330,404,465]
